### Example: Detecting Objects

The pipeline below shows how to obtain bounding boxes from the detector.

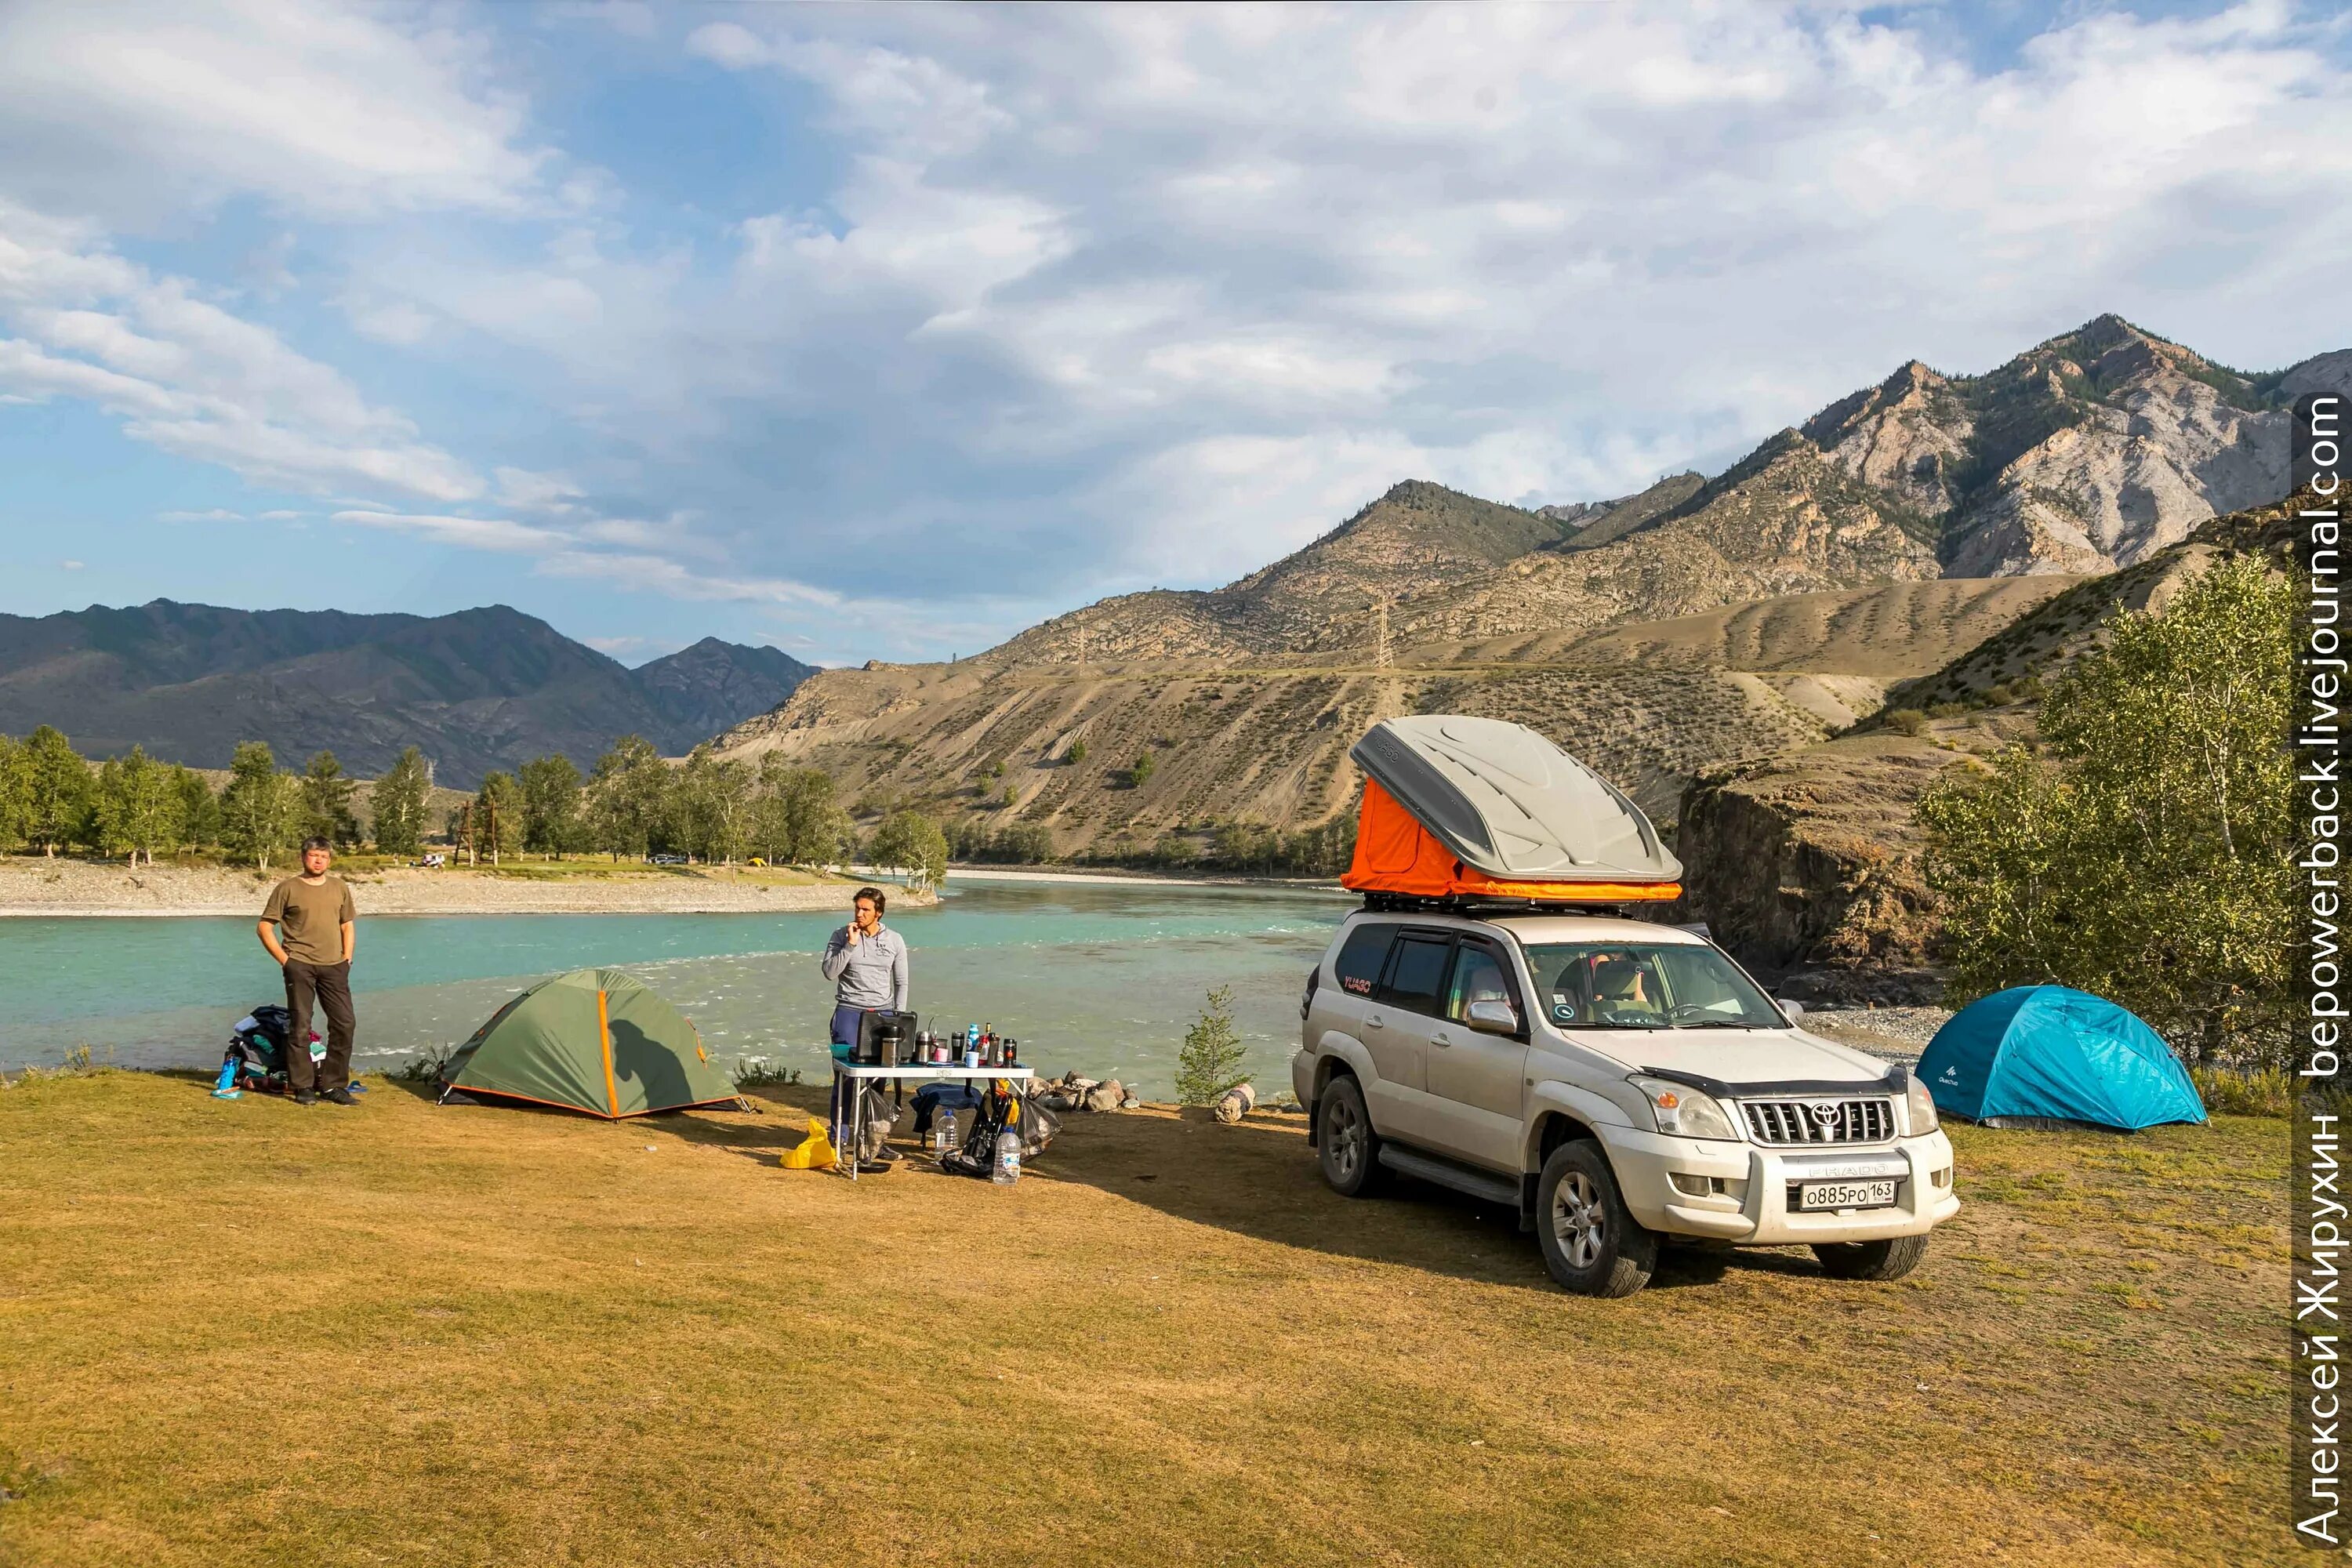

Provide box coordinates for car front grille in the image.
[1740,1098,1895,1145]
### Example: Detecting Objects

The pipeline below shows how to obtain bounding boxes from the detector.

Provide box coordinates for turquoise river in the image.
[0,880,1356,1097]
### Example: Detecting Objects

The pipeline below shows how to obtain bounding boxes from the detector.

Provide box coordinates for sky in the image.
[0,1,2347,668]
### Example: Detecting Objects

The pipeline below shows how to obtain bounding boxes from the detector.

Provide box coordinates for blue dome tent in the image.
[1918,985,2205,1131]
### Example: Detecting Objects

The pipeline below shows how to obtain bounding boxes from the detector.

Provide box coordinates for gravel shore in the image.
[0,858,902,917]
[1801,1004,1954,1063]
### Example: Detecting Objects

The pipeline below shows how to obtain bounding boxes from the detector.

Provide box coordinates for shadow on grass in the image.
[1006,1106,1802,1294]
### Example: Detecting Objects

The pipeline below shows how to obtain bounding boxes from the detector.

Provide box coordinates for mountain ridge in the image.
[714,314,2343,862]
[0,600,813,787]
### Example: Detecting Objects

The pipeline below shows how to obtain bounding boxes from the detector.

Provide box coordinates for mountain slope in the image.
[0,601,812,786]
[1675,486,2304,995]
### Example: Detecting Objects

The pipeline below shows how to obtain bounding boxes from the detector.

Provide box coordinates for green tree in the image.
[1174,985,1250,1105]
[517,753,585,857]
[370,746,431,858]
[474,771,524,863]
[670,745,752,864]
[585,735,670,861]
[1919,557,2292,1065]
[171,765,220,852]
[0,734,30,853]
[754,758,852,866]
[867,809,949,891]
[1130,751,1156,787]
[21,726,91,857]
[299,750,362,848]
[93,746,183,866]
[219,741,298,870]
[1065,739,1089,765]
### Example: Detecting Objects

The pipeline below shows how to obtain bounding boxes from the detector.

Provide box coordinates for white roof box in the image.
[1348,716,1682,885]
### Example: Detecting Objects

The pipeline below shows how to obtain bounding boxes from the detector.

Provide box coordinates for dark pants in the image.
[829,1004,866,1144]
[283,961,355,1094]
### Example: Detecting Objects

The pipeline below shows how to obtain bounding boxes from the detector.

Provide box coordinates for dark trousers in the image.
[283,960,355,1094]
[829,1004,866,1145]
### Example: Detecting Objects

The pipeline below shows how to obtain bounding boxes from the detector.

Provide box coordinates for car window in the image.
[1444,944,1514,1023]
[1380,935,1454,1017]
[1330,923,1397,998]
[1523,941,1783,1029]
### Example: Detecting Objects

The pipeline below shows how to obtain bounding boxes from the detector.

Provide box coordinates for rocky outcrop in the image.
[1675,486,2307,996]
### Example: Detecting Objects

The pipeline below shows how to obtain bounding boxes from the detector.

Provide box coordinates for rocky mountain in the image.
[971,317,2337,673]
[720,317,2336,860]
[0,601,812,786]
[1675,487,2303,999]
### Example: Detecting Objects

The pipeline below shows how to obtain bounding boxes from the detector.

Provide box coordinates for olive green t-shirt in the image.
[261,875,355,966]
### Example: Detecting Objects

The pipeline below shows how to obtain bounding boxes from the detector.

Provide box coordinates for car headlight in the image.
[1630,1075,1740,1141]
[1904,1074,1940,1134]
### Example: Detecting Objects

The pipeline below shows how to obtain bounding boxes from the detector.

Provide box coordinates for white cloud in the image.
[157,508,245,522]
[0,200,484,502]
[0,0,548,224]
[58,558,83,570]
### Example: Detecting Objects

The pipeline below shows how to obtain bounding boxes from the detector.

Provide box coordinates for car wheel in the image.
[1813,1233,1930,1282]
[1536,1140,1657,1298]
[1316,1075,1384,1198]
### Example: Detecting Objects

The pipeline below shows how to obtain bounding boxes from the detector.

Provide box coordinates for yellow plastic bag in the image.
[778,1114,837,1171]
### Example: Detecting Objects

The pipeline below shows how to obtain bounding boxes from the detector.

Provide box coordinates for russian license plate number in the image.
[1798,1178,1896,1210]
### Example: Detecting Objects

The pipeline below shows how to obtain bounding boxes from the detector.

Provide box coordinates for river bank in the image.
[0,857,892,917]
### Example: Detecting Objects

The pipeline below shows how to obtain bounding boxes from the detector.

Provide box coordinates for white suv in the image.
[1294,909,1958,1297]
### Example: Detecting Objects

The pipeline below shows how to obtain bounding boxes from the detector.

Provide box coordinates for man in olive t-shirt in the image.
[258,837,358,1105]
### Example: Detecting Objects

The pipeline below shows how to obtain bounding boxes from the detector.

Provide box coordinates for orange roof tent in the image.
[1341,717,1682,904]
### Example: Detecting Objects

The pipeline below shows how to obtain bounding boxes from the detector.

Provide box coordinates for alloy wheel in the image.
[1552,1170,1606,1269]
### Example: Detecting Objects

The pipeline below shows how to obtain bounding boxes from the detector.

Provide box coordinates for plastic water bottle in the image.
[938,1109,957,1156]
[212,1058,242,1100]
[993,1127,1020,1185]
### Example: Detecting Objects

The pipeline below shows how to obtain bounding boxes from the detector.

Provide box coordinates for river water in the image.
[0,880,1353,1097]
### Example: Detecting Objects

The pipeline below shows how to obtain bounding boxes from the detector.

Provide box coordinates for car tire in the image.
[1536,1140,1658,1298]
[1812,1233,1930,1282]
[1316,1075,1385,1198]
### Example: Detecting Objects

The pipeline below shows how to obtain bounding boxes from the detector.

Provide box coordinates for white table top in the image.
[831,1062,1034,1081]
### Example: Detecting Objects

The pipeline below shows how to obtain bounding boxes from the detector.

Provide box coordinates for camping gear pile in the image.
[437,967,741,1119]
[213,1004,320,1098]
[1918,985,2207,1131]
[1343,715,1683,906]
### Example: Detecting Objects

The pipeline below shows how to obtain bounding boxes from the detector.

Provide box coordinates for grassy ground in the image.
[0,1072,2288,1567]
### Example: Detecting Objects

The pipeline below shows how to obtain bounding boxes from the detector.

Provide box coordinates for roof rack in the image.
[1358,892,1652,917]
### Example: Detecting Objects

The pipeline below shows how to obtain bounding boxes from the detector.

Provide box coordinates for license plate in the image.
[1797,1178,1896,1210]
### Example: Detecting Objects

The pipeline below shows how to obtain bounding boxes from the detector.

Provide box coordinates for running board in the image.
[1378,1145,1521,1207]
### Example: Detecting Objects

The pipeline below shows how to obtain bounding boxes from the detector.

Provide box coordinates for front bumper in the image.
[1595,1123,1958,1244]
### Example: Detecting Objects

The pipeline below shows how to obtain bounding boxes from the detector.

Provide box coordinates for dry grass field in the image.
[0,1071,2288,1567]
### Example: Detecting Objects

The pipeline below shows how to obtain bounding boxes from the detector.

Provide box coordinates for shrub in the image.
[1884,707,1928,736]
[2188,1065,2292,1118]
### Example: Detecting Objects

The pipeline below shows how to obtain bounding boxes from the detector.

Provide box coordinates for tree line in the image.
[0,731,914,877]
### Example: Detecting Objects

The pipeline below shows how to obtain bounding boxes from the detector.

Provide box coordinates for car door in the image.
[1316,920,1403,1096]
[1365,928,1455,1145]
[1422,937,1533,1173]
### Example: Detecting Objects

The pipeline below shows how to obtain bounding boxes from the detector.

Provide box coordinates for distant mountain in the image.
[0,601,813,786]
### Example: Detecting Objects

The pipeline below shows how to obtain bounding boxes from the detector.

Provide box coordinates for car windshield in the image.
[1519,941,1786,1030]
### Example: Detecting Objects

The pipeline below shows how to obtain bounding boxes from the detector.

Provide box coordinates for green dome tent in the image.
[440,967,739,1120]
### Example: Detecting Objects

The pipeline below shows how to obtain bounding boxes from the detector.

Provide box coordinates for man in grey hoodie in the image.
[819,886,910,1154]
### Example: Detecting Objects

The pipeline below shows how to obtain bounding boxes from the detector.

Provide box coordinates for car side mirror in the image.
[1466,999,1520,1036]
[1777,999,1806,1020]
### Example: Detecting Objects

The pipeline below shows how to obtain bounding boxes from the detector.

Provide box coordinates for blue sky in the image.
[1,1,2347,666]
